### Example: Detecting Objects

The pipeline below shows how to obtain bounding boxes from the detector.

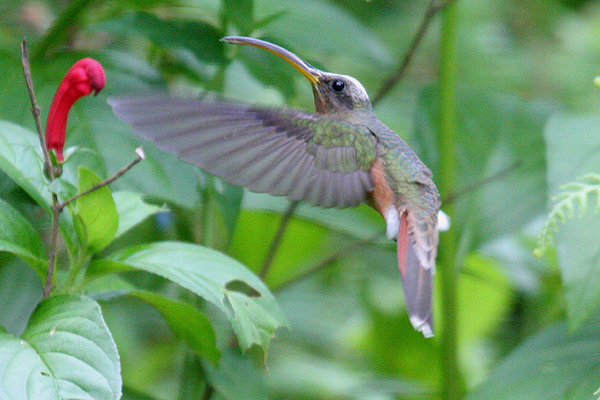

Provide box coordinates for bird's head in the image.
[222,36,373,117]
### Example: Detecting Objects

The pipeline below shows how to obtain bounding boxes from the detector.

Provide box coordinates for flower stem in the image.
[260,201,298,280]
[22,39,144,296]
[21,39,60,297]
[21,39,55,181]
[373,0,452,106]
[58,149,145,212]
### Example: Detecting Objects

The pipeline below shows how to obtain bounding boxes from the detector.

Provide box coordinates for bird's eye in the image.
[331,79,345,92]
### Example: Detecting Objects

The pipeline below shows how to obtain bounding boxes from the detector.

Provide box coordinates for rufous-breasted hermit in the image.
[109,37,442,337]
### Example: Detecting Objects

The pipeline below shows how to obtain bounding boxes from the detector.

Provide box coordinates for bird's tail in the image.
[397,212,434,338]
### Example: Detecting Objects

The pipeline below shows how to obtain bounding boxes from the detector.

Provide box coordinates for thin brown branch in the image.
[260,201,299,280]
[372,0,453,106]
[273,232,385,292]
[21,38,56,181]
[22,39,144,297]
[59,148,145,211]
[21,38,60,297]
[442,160,521,205]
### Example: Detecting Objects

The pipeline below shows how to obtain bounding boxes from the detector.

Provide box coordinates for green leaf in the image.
[466,315,600,400]
[0,120,79,252]
[0,260,43,336]
[128,291,220,365]
[112,191,165,239]
[545,116,600,193]
[555,204,600,329]
[0,120,51,209]
[544,115,600,328]
[91,241,288,351]
[0,294,121,399]
[535,173,600,257]
[0,198,47,279]
[75,167,119,252]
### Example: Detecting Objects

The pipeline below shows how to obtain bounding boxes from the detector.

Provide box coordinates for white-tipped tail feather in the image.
[385,207,400,240]
[410,316,434,338]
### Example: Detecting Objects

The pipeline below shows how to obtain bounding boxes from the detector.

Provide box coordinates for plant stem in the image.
[442,161,521,205]
[59,149,145,211]
[21,39,60,296]
[272,232,384,292]
[438,1,466,399]
[44,198,61,297]
[21,39,55,181]
[23,39,145,296]
[260,201,298,280]
[372,0,453,106]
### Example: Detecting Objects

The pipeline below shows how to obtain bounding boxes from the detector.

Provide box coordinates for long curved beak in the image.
[221,36,321,85]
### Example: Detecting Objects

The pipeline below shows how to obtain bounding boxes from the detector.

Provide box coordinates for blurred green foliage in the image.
[1,0,600,399]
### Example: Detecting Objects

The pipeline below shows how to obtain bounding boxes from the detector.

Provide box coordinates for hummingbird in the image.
[108,37,441,337]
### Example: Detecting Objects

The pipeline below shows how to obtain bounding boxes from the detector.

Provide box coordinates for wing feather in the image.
[109,95,377,208]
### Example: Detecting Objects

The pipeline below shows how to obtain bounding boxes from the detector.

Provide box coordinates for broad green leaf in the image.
[128,291,220,365]
[0,120,79,252]
[75,167,119,252]
[91,241,288,350]
[555,205,600,329]
[0,198,47,279]
[544,115,600,328]
[466,315,600,400]
[544,116,600,194]
[112,191,165,239]
[0,121,50,210]
[0,294,121,400]
[0,260,43,336]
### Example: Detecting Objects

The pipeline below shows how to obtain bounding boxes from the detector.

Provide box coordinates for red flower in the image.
[45,58,106,162]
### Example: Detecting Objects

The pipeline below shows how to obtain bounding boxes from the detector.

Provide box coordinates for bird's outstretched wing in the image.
[109,95,378,208]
